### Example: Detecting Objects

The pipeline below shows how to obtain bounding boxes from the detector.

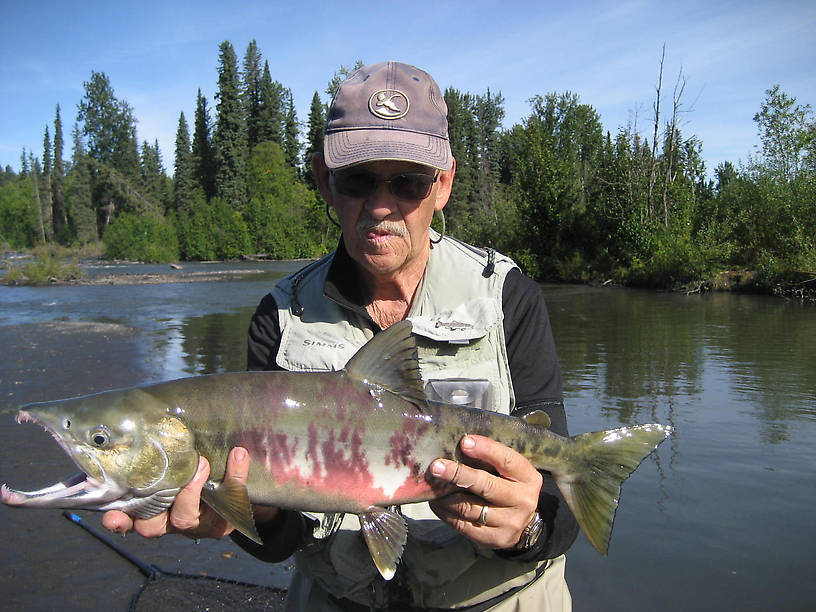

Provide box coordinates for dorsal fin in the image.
[344,321,426,406]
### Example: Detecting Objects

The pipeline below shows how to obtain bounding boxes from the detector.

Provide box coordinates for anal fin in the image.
[359,506,407,581]
[201,477,261,544]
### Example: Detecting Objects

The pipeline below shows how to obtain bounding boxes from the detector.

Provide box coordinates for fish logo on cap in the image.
[369,89,410,120]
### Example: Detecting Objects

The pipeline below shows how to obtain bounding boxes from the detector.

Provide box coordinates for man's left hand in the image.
[428,435,542,550]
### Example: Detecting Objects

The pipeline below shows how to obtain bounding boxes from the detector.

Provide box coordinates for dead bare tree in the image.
[648,44,665,220]
[662,68,688,226]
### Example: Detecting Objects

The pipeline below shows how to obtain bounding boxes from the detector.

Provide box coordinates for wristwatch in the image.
[514,512,544,551]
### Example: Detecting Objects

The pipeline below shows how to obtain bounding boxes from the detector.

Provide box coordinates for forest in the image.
[1,41,814,296]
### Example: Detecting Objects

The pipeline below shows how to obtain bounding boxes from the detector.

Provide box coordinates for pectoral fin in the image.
[201,478,261,544]
[358,506,408,581]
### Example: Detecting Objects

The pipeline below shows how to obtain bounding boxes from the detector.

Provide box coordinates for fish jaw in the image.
[1,409,128,509]
[0,408,177,518]
[0,471,126,509]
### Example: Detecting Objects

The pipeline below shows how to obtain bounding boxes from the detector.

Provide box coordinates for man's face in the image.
[317,157,454,283]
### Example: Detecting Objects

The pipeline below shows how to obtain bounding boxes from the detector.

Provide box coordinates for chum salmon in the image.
[1,320,671,579]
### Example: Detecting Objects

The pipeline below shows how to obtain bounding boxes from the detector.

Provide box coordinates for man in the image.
[103,61,578,610]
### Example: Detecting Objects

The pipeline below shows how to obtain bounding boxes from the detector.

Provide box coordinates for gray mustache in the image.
[356,218,407,238]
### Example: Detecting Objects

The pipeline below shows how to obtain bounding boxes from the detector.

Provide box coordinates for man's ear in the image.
[312,152,334,206]
[433,157,456,212]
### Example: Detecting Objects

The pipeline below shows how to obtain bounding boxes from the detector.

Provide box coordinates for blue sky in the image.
[1,0,814,178]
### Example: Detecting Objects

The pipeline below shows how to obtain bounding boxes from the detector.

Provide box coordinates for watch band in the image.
[514,511,544,551]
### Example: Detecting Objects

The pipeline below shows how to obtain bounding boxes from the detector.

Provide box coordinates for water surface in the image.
[0,266,813,610]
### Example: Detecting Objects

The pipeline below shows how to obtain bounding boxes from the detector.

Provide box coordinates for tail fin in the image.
[553,424,671,555]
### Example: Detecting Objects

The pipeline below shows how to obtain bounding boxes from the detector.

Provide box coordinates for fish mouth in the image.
[1,410,125,509]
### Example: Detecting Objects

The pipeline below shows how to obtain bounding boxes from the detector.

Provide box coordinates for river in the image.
[0,261,813,611]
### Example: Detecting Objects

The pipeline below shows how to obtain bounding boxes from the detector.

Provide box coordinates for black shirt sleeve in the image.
[499,268,579,560]
[247,292,284,372]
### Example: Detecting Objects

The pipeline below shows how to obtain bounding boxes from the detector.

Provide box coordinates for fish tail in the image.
[544,424,671,555]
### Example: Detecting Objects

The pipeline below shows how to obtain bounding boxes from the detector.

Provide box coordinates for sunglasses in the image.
[330,169,440,200]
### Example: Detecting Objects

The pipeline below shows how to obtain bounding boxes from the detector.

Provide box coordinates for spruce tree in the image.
[29,154,47,243]
[242,40,263,150]
[213,41,248,209]
[282,88,299,171]
[41,126,54,241]
[140,141,162,208]
[76,71,139,176]
[192,89,216,199]
[443,88,476,237]
[173,112,195,215]
[304,91,325,189]
[67,122,97,243]
[20,148,29,178]
[52,104,67,240]
[326,61,364,100]
[257,61,283,145]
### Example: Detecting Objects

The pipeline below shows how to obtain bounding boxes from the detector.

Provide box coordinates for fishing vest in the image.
[270,233,544,608]
[271,232,517,413]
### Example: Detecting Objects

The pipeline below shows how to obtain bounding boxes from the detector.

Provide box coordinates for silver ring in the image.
[477,505,489,526]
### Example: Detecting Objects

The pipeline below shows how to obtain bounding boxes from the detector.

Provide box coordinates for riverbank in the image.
[3,249,814,302]
[1,249,310,287]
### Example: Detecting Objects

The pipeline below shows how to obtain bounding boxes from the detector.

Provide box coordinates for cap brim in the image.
[324,128,453,171]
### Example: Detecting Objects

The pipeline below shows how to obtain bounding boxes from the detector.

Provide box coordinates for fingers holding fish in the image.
[102,456,209,539]
[169,447,251,540]
[166,455,211,534]
[101,447,250,541]
[429,435,542,549]
[101,508,135,534]
[429,492,523,549]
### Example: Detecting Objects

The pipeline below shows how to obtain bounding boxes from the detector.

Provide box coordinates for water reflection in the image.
[540,285,816,611]
[545,286,815,443]
[154,310,255,378]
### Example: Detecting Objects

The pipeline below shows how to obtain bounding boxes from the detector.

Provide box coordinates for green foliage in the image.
[753,85,814,180]
[103,212,179,262]
[506,92,605,276]
[303,91,326,189]
[173,112,195,215]
[257,63,285,146]
[0,177,39,248]
[244,142,323,258]
[242,40,264,150]
[282,89,300,171]
[3,246,85,285]
[3,43,813,299]
[213,41,248,208]
[176,195,251,261]
[76,71,139,175]
[52,104,68,240]
[192,90,216,199]
[63,155,97,244]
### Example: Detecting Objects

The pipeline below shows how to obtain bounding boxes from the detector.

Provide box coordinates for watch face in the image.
[517,512,544,550]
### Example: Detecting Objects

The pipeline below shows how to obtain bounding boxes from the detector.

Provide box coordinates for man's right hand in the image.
[101,446,277,540]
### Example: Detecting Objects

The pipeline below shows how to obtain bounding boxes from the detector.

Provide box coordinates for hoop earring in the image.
[430,209,446,244]
[325,202,341,229]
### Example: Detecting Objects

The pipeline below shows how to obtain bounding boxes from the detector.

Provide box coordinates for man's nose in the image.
[363,182,399,219]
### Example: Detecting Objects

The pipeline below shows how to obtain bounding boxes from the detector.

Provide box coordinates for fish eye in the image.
[89,427,110,447]
[63,419,71,429]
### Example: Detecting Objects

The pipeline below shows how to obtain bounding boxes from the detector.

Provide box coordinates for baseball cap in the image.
[323,61,453,171]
